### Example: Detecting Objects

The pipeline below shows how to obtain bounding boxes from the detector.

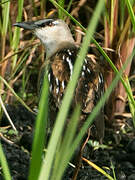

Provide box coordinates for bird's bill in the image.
[13,19,53,30]
[13,22,36,30]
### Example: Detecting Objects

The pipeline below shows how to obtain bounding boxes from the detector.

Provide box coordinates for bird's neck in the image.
[45,41,76,60]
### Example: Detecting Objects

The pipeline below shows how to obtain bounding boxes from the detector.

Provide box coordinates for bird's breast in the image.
[47,48,104,111]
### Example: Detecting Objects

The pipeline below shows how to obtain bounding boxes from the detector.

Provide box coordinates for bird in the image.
[13,18,104,143]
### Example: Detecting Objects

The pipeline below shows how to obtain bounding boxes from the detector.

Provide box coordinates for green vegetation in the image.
[0,0,135,180]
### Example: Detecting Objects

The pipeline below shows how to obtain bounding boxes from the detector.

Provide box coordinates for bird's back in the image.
[39,45,104,142]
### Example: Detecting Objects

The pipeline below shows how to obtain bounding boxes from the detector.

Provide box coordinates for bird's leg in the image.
[72,128,90,180]
[94,109,104,144]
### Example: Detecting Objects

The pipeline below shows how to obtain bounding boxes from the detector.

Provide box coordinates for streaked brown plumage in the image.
[14,19,104,143]
[40,44,104,142]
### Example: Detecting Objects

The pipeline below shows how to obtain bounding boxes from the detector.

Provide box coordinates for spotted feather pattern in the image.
[40,45,104,141]
[48,46,104,114]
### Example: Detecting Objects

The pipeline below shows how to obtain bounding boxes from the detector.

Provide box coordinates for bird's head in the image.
[14,19,75,58]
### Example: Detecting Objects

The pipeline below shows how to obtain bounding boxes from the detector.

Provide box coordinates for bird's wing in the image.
[75,56,104,114]
[74,56,104,142]
[49,51,74,107]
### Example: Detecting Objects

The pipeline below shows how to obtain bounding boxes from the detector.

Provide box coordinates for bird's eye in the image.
[44,21,55,27]
[38,21,54,28]
[48,22,54,27]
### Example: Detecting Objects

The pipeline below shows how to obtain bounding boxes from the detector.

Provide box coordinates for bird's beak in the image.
[13,19,53,30]
[13,21,38,30]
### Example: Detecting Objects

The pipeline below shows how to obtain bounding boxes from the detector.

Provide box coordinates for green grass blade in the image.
[9,51,29,80]
[126,48,135,127]
[52,106,80,180]
[12,0,24,69]
[1,0,10,61]
[31,0,38,16]
[39,1,104,179]
[110,161,116,180]
[1,0,10,36]
[66,0,73,13]
[120,0,125,30]
[0,143,11,180]
[126,78,135,127]
[127,81,135,127]
[83,157,114,180]
[58,0,65,19]
[125,0,135,32]
[12,0,24,49]
[110,0,114,43]
[0,95,17,131]
[29,73,49,180]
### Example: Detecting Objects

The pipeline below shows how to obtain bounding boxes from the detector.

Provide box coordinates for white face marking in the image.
[66,57,73,76]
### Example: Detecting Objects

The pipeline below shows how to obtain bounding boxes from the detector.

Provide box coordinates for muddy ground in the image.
[0,104,135,180]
